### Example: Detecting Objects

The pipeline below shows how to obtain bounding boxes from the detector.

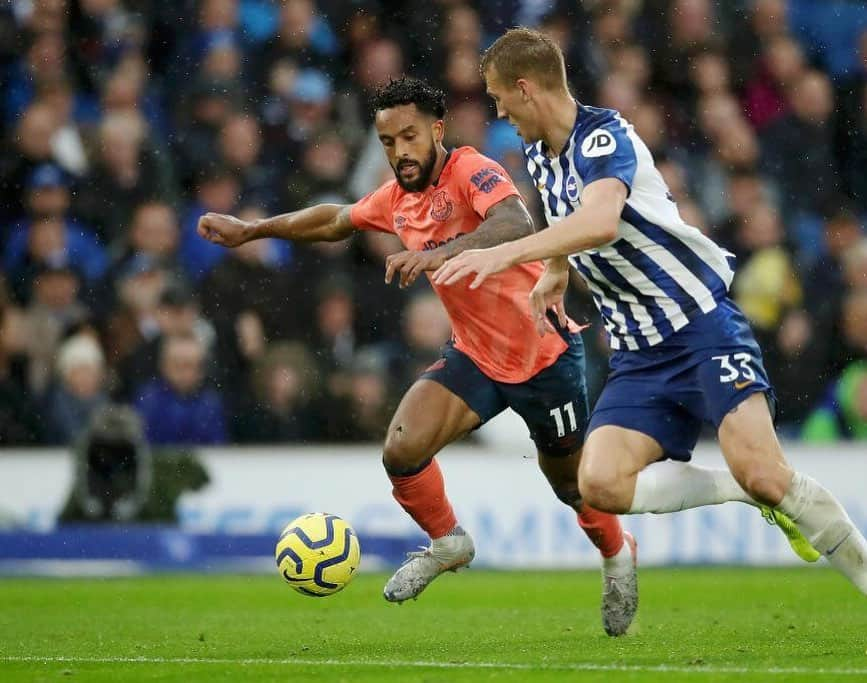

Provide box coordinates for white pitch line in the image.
[2,655,867,676]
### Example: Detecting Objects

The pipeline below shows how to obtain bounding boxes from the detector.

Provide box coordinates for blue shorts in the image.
[587,298,776,461]
[421,328,589,457]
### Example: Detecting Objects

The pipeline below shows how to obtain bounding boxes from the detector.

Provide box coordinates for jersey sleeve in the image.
[572,119,638,195]
[454,153,521,218]
[349,183,395,233]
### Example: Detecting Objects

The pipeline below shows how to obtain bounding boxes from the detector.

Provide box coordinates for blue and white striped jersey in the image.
[524,104,735,351]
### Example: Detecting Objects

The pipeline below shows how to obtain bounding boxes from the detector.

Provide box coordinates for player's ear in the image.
[432,119,444,142]
[516,78,532,102]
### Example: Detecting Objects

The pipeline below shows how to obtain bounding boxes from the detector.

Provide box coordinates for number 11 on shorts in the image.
[550,401,577,437]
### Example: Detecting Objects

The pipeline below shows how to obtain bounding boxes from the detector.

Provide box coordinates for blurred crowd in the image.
[1,0,866,448]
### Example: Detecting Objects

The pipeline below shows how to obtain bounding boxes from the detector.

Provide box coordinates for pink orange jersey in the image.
[350,146,576,383]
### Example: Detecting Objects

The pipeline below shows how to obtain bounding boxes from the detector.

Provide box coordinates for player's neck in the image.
[430,144,450,186]
[540,93,578,157]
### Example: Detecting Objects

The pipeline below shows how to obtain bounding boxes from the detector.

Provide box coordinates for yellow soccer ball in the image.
[275,513,361,597]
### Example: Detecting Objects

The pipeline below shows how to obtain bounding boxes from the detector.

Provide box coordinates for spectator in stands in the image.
[100,53,169,142]
[199,207,297,343]
[200,31,244,85]
[348,37,403,121]
[173,0,241,91]
[3,199,106,306]
[308,275,359,379]
[68,0,144,92]
[844,84,867,212]
[0,296,44,444]
[173,77,240,188]
[444,46,486,106]
[283,128,351,211]
[109,201,184,285]
[234,341,321,442]
[629,100,669,158]
[256,0,337,88]
[444,100,488,151]
[804,209,865,340]
[0,102,61,223]
[319,345,393,442]
[731,203,802,337]
[742,35,805,131]
[729,0,791,89]
[33,79,91,177]
[134,333,227,445]
[261,65,337,156]
[102,256,170,372]
[352,230,411,346]
[75,111,177,244]
[116,283,214,401]
[761,70,839,219]
[802,361,867,442]
[713,169,773,252]
[833,287,867,373]
[217,113,278,209]
[649,0,716,101]
[3,31,70,123]
[22,262,91,396]
[391,292,453,389]
[45,333,108,444]
[179,168,241,280]
[695,119,760,226]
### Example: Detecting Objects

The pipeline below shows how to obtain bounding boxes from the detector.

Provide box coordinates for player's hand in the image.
[384,249,447,288]
[529,265,569,336]
[197,212,251,248]
[432,245,516,289]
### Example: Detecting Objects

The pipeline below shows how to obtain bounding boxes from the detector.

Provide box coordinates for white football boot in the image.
[600,531,638,636]
[383,526,475,603]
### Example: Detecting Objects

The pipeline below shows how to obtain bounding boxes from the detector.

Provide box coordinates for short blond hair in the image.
[480,27,568,91]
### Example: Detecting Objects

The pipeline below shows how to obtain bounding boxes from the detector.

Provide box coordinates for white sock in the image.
[777,473,867,594]
[602,534,634,575]
[629,461,754,514]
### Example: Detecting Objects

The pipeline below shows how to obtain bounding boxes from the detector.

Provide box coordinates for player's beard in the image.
[394,145,438,192]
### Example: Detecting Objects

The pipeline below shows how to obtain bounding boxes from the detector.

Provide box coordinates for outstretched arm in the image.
[198,204,356,248]
[433,179,627,288]
[385,195,533,288]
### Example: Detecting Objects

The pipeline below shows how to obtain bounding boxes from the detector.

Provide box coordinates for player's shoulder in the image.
[448,146,499,172]
[364,177,402,204]
[576,104,623,133]
[573,104,632,160]
[447,146,513,190]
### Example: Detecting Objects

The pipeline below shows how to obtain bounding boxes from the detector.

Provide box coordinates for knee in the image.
[733,462,791,506]
[578,458,626,512]
[551,485,582,509]
[382,427,429,475]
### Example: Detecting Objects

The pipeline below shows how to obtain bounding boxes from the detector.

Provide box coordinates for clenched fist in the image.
[197,212,252,248]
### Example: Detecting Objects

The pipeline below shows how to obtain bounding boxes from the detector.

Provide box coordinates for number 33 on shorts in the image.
[712,353,756,389]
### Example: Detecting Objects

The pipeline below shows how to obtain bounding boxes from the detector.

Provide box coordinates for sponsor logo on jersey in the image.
[581,128,617,158]
[469,167,504,194]
[566,175,579,201]
[430,190,454,221]
[394,215,406,230]
[422,232,467,251]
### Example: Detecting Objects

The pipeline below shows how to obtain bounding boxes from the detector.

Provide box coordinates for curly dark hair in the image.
[369,76,446,119]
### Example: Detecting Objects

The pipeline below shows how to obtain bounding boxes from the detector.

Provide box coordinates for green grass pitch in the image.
[1,568,866,682]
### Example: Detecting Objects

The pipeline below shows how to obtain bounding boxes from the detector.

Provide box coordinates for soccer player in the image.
[434,28,867,596]
[198,77,639,635]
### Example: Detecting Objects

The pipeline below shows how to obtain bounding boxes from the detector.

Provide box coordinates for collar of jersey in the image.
[430,148,455,188]
[528,100,598,162]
